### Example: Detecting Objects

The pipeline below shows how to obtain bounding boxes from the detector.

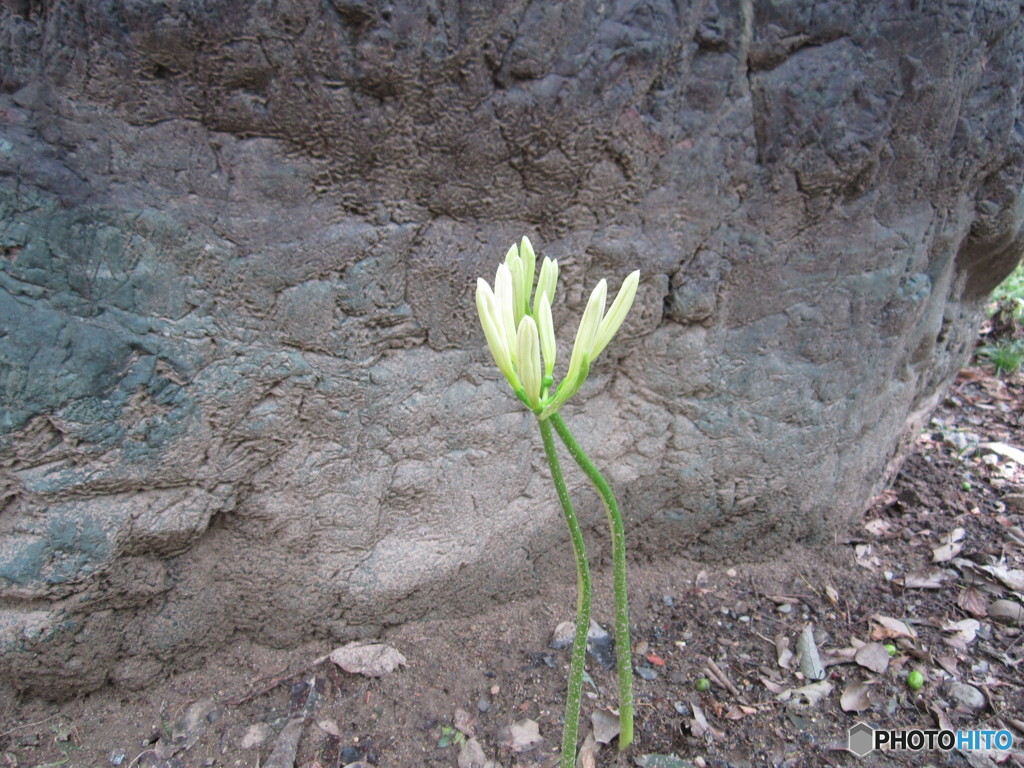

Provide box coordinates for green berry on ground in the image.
[883,643,897,656]
[907,670,925,690]
[695,677,711,692]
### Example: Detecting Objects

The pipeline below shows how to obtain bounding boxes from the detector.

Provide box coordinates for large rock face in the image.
[1,0,1022,696]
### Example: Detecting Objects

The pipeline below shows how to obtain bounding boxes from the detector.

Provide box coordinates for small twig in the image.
[228,660,327,706]
[704,658,745,703]
[1003,716,1024,736]
[0,713,61,738]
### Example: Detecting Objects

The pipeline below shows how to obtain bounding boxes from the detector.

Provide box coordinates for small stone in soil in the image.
[240,723,271,749]
[341,745,368,763]
[586,621,616,669]
[947,682,986,712]
[550,621,574,650]
[635,665,658,681]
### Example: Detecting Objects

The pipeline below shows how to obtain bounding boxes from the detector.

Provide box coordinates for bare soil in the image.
[2,360,1022,768]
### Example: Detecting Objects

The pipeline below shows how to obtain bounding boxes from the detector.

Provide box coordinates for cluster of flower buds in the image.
[476,236,640,420]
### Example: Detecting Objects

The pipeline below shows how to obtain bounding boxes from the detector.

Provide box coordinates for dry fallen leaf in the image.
[778,680,834,708]
[854,643,891,675]
[840,681,874,712]
[903,569,949,588]
[591,710,620,745]
[864,518,891,537]
[724,704,757,720]
[775,633,793,669]
[575,731,599,768]
[759,676,787,695]
[855,544,881,569]
[504,719,542,752]
[329,642,407,677]
[979,441,1024,466]
[869,614,917,640]
[932,528,966,563]
[942,618,980,646]
[796,624,826,681]
[988,599,1024,625]
[977,563,1024,592]
[821,646,857,667]
[689,700,725,740]
[457,737,488,768]
[957,586,989,618]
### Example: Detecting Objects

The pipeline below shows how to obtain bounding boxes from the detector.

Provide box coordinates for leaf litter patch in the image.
[1,363,1022,767]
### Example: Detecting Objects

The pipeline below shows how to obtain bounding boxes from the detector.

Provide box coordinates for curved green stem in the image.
[538,417,592,768]
[550,412,634,751]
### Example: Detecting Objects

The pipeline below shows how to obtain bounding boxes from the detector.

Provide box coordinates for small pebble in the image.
[550,621,575,650]
[477,693,491,713]
[662,595,675,607]
[778,603,793,615]
[635,665,658,681]
[948,682,986,712]
[240,723,271,750]
[340,745,367,763]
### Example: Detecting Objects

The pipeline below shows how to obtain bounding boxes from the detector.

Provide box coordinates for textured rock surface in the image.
[1,0,1022,696]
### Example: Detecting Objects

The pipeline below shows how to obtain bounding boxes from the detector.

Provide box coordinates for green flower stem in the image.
[550,412,634,751]
[538,417,591,768]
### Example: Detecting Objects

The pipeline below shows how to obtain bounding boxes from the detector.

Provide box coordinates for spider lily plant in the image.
[476,238,639,420]
[475,236,639,764]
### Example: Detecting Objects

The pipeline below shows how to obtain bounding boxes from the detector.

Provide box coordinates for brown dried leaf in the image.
[854,643,891,675]
[688,700,726,740]
[855,544,881,570]
[778,680,834,708]
[759,676,787,695]
[957,586,989,618]
[591,710,620,745]
[840,681,874,712]
[864,519,891,537]
[329,642,407,677]
[932,528,966,563]
[775,633,793,669]
[454,707,477,737]
[503,719,542,752]
[796,624,826,681]
[869,615,917,640]
[941,618,980,646]
[977,563,1024,592]
[575,731,599,768]
[936,655,959,676]
[903,569,949,589]
[988,599,1024,625]
[821,646,857,667]
[724,705,756,720]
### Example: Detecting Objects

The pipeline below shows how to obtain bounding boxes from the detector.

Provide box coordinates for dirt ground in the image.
[2,356,1022,768]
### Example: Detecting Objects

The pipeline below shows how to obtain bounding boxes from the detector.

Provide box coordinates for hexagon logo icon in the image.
[848,722,875,756]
